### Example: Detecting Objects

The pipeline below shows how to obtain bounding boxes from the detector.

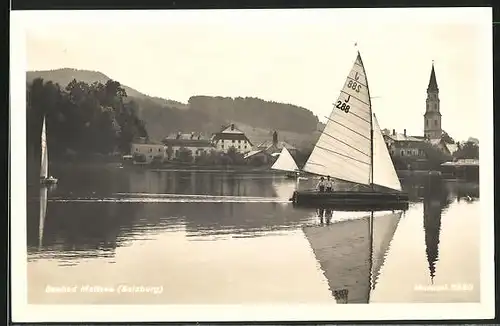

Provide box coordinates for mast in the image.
[357,49,374,190]
[370,116,374,191]
[367,211,374,302]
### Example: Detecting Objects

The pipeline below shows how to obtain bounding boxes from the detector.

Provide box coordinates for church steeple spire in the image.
[427,61,439,92]
[424,61,442,140]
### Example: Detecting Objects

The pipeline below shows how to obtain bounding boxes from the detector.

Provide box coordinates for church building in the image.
[424,62,442,140]
[383,62,456,170]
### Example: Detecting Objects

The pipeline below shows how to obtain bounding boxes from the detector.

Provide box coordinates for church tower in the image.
[424,62,442,140]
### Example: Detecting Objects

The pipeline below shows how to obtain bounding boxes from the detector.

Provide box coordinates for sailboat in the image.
[303,210,402,303]
[271,147,308,180]
[40,117,58,185]
[290,51,408,210]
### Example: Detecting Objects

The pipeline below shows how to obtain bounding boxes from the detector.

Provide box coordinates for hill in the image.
[26,68,187,110]
[26,69,323,149]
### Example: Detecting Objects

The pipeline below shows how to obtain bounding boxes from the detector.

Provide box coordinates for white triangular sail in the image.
[372,114,402,192]
[39,186,48,248]
[303,53,372,185]
[271,147,299,172]
[40,118,48,179]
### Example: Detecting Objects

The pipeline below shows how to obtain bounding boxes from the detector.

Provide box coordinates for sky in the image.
[21,8,491,142]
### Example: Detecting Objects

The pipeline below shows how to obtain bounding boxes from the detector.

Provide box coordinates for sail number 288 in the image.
[336,101,350,113]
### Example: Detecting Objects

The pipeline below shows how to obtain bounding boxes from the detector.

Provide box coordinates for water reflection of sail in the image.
[370,211,401,290]
[303,210,402,303]
[39,186,48,249]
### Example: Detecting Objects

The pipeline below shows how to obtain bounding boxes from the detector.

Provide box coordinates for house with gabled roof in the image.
[211,123,253,154]
[244,131,298,165]
[255,131,297,156]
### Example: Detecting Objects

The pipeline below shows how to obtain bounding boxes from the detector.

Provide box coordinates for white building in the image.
[211,123,253,154]
[163,132,215,160]
[130,141,167,163]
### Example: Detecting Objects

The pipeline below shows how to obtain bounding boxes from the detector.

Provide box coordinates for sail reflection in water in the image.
[303,210,402,303]
[39,187,48,249]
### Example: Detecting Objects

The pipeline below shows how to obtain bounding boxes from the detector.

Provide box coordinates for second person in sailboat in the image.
[325,176,334,192]
[317,177,326,192]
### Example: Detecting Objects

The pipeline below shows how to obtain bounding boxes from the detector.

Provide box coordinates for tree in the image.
[177,147,193,163]
[249,155,266,166]
[133,152,147,163]
[226,147,245,165]
[454,141,479,159]
[26,78,149,160]
[420,142,453,170]
[151,154,164,166]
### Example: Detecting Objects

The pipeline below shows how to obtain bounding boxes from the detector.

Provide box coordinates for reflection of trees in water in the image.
[446,181,480,202]
[128,170,168,194]
[27,201,142,260]
[49,165,129,197]
[403,177,478,207]
[26,170,306,261]
[183,202,311,238]
[126,171,279,197]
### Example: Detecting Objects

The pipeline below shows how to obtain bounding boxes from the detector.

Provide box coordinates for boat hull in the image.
[290,190,409,211]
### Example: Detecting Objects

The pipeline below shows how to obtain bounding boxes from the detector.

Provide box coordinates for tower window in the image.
[426,120,428,127]
[434,120,437,126]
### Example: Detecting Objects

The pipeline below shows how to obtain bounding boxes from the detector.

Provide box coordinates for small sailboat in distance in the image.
[291,51,408,210]
[271,147,308,180]
[40,117,58,185]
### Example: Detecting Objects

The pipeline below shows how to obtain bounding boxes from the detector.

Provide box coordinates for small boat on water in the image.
[271,147,308,180]
[291,51,408,210]
[40,117,58,185]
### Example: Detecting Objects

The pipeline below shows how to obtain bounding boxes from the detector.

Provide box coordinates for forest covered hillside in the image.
[27,69,324,148]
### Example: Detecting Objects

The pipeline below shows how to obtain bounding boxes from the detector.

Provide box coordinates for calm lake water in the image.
[27,164,481,304]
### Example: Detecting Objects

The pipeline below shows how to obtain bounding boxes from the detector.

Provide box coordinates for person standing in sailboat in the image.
[325,176,334,192]
[317,177,326,192]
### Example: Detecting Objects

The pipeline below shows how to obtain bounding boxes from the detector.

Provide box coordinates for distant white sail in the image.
[372,114,402,192]
[40,118,48,179]
[39,186,48,248]
[271,147,299,172]
[303,53,372,185]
